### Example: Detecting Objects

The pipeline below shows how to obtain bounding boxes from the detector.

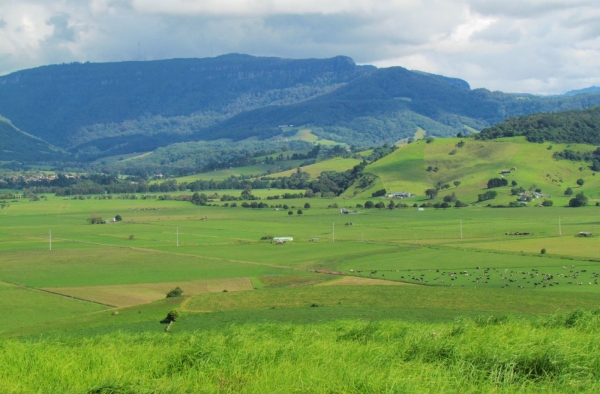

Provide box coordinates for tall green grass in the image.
[2,310,599,393]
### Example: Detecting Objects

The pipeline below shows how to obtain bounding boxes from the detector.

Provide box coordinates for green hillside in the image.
[477,106,600,143]
[0,116,63,162]
[3,54,600,162]
[207,67,600,146]
[352,137,600,205]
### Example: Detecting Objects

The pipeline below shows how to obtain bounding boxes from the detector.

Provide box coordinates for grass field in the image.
[2,312,600,393]
[358,136,600,202]
[47,277,253,307]
[4,156,600,391]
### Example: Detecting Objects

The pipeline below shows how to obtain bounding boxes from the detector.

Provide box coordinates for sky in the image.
[0,0,599,95]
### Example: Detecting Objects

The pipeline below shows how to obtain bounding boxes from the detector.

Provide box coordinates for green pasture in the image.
[2,193,600,339]
[269,156,362,178]
[356,137,600,203]
[285,128,343,146]
[183,285,599,315]
[173,162,303,182]
[0,282,106,333]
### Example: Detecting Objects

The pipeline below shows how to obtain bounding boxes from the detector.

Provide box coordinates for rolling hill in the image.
[349,136,600,206]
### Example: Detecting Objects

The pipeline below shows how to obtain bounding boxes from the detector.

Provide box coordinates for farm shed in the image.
[388,191,415,199]
[272,237,293,243]
[577,232,593,237]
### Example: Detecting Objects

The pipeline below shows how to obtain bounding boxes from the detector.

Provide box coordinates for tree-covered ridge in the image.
[476,106,600,144]
[0,117,63,162]
[197,67,600,146]
[0,54,369,147]
[3,54,600,162]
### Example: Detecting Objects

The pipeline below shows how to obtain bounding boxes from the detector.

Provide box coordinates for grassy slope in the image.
[2,313,600,393]
[172,161,304,182]
[271,157,362,178]
[356,137,600,204]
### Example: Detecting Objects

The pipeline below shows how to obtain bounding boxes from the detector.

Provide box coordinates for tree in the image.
[282,204,289,209]
[487,178,508,189]
[425,188,438,199]
[191,192,207,206]
[387,200,396,210]
[441,202,450,209]
[115,214,123,222]
[541,199,553,207]
[165,310,180,322]
[577,178,585,186]
[241,185,253,200]
[375,202,385,208]
[443,193,456,203]
[364,201,375,208]
[0,202,9,215]
[564,187,574,196]
[288,210,293,216]
[453,181,461,188]
[88,214,104,224]
[511,180,518,186]
[166,287,183,298]
[569,192,588,207]
[477,191,498,202]
[297,209,303,215]
[304,202,311,209]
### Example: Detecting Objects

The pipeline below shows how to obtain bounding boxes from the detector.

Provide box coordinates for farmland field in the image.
[2,190,600,392]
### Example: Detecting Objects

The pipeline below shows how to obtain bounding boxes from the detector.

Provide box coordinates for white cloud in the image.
[0,0,599,94]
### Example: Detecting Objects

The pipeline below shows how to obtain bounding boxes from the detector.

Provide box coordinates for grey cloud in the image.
[469,0,595,18]
[0,1,599,95]
[46,13,76,42]
[471,21,523,44]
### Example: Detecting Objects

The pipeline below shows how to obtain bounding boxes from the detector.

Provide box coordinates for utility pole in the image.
[332,223,335,243]
[176,227,179,247]
[49,230,51,251]
[460,219,463,239]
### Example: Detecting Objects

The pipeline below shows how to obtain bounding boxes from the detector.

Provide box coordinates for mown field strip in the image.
[46,277,253,308]
[1,280,116,307]
[316,276,414,286]
[12,233,304,271]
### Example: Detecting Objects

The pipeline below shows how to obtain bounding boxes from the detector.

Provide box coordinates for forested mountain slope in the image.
[476,106,600,144]
[210,67,600,146]
[0,54,368,149]
[0,116,63,162]
[2,54,600,161]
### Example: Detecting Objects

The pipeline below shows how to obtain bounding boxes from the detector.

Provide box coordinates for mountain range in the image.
[1,53,600,164]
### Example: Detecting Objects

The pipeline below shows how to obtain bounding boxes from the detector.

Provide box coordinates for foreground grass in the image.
[2,310,600,393]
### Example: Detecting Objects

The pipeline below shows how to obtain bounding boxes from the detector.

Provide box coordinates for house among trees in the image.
[388,191,415,199]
